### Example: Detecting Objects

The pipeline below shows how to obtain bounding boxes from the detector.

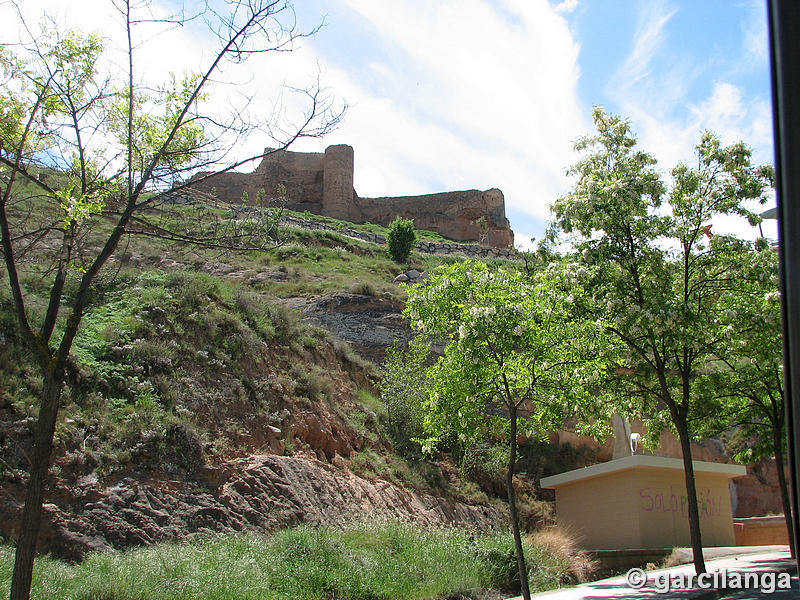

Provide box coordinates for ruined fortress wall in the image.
[185,145,514,248]
[355,189,514,248]
[185,171,253,204]
[186,149,325,211]
[255,149,325,212]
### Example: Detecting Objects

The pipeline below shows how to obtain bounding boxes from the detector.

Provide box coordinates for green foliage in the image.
[703,244,784,464]
[0,7,347,598]
[405,258,612,599]
[282,209,449,243]
[551,107,774,447]
[387,217,417,263]
[405,260,612,450]
[290,363,332,399]
[351,281,377,296]
[0,522,582,599]
[551,107,775,571]
[0,268,349,476]
[460,442,508,496]
[378,342,430,458]
[356,389,388,423]
[0,28,104,160]
[108,71,208,173]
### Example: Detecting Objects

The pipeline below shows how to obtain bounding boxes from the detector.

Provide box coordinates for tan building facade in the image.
[540,455,746,550]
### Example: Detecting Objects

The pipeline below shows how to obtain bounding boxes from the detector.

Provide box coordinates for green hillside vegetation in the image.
[282,208,452,244]
[0,183,529,486]
[0,202,591,598]
[1,267,369,476]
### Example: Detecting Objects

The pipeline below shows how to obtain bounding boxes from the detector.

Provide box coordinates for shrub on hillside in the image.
[387,217,417,263]
[379,342,428,458]
[460,442,507,497]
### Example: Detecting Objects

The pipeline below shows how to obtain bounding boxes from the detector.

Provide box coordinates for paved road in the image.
[507,549,797,600]
[720,573,798,599]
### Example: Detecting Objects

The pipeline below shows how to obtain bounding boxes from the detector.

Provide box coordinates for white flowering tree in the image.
[550,107,774,574]
[404,260,611,600]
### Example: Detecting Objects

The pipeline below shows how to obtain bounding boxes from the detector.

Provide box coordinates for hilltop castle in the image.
[188,144,514,248]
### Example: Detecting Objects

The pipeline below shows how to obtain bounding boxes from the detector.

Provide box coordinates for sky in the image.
[0,0,776,247]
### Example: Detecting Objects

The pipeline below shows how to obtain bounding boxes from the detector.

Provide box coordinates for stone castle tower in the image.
[188,144,514,248]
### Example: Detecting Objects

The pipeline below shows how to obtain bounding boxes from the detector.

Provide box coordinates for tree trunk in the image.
[10,371,64,600]
[773,424,796,558]
[507,405,531,600]
[675,417,706,575]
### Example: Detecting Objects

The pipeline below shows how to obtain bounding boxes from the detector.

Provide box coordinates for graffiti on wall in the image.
[638,487,724,520]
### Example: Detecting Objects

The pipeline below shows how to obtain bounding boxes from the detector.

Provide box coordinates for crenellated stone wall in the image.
[187,145,514,248]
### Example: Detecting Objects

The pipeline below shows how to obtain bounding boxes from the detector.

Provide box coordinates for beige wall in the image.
[554,470,641,549]
[634,469,735,548]
[553,466,736,550]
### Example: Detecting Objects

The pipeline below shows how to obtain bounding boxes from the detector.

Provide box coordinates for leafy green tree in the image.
[387,216,417,262]
[0,2,341,598]
[404,260,610,600]
[706,244,794,556]
[551,107,773,574]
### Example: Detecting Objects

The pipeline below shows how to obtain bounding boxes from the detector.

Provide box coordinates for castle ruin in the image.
[188,144,514,248]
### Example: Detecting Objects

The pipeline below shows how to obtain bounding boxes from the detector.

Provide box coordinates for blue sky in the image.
[1,0,775,246]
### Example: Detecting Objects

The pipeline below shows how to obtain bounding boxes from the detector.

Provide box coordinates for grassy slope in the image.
[0,202,525,487]
[0,522,582,600]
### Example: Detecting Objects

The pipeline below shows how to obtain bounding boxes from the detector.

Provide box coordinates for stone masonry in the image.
[187,145,514,248]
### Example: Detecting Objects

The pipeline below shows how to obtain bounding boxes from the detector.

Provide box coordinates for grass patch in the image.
[0,521,587,599]
[283,209,451,243]
[527,527,598,585]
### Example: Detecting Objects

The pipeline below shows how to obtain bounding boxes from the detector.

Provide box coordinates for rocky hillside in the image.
[0,209,784,561]
[0,215,520,559]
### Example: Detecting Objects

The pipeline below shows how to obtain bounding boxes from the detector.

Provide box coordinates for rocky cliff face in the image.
[301,293,413,362]
[0,454,504,561]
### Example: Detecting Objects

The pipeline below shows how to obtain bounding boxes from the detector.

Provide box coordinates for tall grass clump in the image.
[527,527,598,585]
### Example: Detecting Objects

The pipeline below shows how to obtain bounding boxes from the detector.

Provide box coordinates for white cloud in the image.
[607,2,772,164]
[313,0,588,239]
[0,0,208,82]
[0,0,343,170]
[615,1,677,91]
[740,0,768,69]
[554,0,579,15]
[600,1,774,242]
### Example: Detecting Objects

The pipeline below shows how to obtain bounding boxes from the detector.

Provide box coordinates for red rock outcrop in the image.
[0,454,504,561]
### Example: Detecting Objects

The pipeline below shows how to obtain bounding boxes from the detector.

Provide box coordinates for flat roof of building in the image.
[540,454,747,488]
